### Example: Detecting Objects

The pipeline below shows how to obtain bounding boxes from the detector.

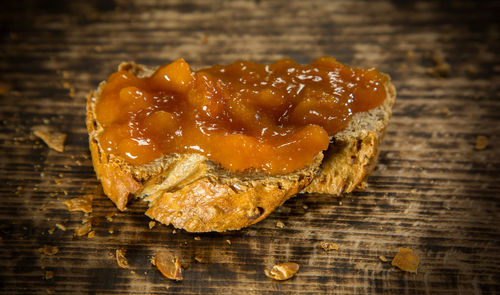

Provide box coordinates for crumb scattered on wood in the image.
[116,249,130,269]
[226,239,231,245]
[194,256,203,263]
[194,236,201,241]
[149,221,156,229]
[475,136,488,150]
[265,262,299,281]
[201,35,208,44]
[39,245,59,256]
[0,82,11,94]
[74,222,92,237]
[152,251,183,281]
[427,50,451,78]
[302,205,308,210]
[45,270,54,280]
[105,212,116,222]
[392,247,420,273]
[32,125,66,152]
[69,87,75,98]
[276,221,285,228]
[65,195,93,213]
[379,255,388,262]
[88,231,95,238]
[440,107,450,116]
[48,227,55,235]
[320,241,339,251]
[55,223,66,231]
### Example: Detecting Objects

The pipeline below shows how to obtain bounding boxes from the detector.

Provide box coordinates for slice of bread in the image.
[86,61,396,232]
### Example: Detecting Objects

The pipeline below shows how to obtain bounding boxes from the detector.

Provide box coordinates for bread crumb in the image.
[427,50,450,78]
[379,255,388,262]
[475,136,488,150]
[108,228,115,234]
[65,195,93,213]
[265,262,299,281]
[194,236,201,241]
[320,241,339,251]
[74,222,92,237]
[194,256,203,263]
[440,107,450,116]
[226,239,231,245]
[148,221,156,229]
[172,229,176,234]
[45,270,54,280]
[152,251,183,281]
[392,247,420,273]
[276,221,285,228]
[302,205,308,210]
[116,249,130,269]
[40,245,59,255]
[130,270,136,274]
[88,231,95,238]
[0,82,11,94]
[105,212,116,222]
[32,125,66,152]
[69,87,75,98]
[48,227,55,235]
[55,223,66,231]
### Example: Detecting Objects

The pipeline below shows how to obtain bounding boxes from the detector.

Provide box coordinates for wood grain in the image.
[1,0,499,294]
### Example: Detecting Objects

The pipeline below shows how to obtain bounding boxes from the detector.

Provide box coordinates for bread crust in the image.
[303,79,396,194]
[86,62,395,232]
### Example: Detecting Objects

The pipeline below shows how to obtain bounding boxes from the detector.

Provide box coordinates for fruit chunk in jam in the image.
[95,57,388,174]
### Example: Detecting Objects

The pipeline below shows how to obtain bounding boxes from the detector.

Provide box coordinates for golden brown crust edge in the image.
[144,167,317,232]
[87,89,141,211]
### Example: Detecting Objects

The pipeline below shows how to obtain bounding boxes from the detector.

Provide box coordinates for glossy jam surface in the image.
[95,57,388,174]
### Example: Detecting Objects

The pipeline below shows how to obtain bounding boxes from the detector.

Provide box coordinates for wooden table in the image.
[1,0,499,294]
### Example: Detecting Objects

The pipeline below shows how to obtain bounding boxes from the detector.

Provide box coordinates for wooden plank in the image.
[0,0,499,294]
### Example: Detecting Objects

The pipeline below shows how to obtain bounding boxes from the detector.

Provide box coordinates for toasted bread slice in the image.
[86,61,395,232]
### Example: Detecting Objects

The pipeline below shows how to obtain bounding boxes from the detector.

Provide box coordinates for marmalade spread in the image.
[95,57,388,174]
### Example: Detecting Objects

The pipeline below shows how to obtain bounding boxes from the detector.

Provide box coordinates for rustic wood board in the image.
[1,0,499,294]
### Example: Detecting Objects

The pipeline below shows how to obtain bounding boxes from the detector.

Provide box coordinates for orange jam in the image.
[95,57,388,174]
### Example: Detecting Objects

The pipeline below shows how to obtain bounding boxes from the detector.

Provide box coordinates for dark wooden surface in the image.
[1,0,499,294]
